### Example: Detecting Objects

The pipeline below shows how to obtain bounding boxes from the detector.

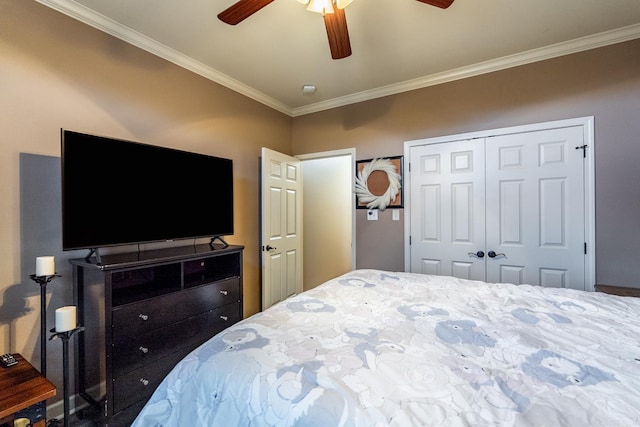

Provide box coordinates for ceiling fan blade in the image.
[324,7,352,60]
[218,0,275,25]
[416,0,455,9]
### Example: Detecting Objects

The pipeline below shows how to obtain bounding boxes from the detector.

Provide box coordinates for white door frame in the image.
[403,117,596,290]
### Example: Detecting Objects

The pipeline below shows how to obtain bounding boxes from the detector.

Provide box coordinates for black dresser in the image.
[71,244,243,426]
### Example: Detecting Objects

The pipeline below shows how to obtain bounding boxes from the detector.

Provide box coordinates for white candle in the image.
[36,256,55,276]
[55,306,77,332]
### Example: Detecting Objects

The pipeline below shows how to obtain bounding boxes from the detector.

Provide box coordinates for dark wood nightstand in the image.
[595,284,640,298]
[0,354,56,427]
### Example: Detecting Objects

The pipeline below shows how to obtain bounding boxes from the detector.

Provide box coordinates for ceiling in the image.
[36,0,640,116]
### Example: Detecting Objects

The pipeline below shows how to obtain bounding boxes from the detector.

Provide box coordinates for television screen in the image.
[61,130,234,250]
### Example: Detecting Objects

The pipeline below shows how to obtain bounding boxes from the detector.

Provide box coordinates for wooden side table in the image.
[595,284,640,298]
[0,354,56,427]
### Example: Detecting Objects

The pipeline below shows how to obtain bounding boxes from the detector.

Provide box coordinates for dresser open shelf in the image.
[71,244,243,426]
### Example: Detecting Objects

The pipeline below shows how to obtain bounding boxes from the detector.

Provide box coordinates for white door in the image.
[485,126,585,288]
[261,148,303,310]
[408,123,589,289]
[409,139,486,280]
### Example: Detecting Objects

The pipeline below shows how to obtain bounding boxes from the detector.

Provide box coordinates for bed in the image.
[132,269,640,426]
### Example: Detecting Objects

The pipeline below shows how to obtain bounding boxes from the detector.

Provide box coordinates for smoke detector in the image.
[302,84,317,95]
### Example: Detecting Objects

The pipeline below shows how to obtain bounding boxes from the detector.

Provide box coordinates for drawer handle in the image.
[139,378,149,386]
[139,346,149,354]
[220,315,228,321]
[220,290,229,296]
[138,314,149,321]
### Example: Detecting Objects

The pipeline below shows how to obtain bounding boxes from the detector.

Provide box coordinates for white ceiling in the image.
[36,0,640,116]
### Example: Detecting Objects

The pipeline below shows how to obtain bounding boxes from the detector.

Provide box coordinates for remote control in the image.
[1,353,17,367]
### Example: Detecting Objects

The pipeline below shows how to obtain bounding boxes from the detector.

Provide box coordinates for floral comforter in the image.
[133,270,640,426]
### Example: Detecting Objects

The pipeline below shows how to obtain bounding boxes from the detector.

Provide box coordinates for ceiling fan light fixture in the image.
[220,0,451,60]
[306,0,335,14]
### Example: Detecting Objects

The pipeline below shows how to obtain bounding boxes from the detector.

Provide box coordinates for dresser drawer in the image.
[112,349,188,414]
[111,400,147,427]
[112,278,240,340]
[112,303,241,377]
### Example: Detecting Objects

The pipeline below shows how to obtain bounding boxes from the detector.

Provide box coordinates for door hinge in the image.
[584,242,587,255]
[575,145,588,158]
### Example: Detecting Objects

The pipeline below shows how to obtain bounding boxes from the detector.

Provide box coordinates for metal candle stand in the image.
[50,326,85,427]
[30,273,61,377]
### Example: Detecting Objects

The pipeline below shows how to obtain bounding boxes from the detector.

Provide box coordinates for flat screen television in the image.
[61,129,234,251]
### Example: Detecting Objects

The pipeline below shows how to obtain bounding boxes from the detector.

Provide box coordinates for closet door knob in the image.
[468,251,485,258]
[488,251,505,258]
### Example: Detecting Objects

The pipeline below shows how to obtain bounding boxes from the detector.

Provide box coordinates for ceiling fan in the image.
[218,0,455,60]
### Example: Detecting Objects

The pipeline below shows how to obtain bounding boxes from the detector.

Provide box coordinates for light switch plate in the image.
[367,210,378,220]
[392,210,400,221]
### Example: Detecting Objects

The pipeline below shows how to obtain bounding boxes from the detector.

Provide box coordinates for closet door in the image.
[409,139,486,280]
[484,126,585,289]
[408,124,588,289]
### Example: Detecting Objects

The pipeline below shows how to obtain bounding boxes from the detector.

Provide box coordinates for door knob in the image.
[264,245,277,252]
[488,251,505,258]
[468,251,485,258]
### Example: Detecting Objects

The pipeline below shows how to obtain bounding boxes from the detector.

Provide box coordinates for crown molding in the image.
[34,0,293,116]
[292,23,640,117]
[33,1,640,118]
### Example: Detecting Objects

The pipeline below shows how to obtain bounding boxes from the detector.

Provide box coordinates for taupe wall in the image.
[0,0,290,403]
[292,38,640,287]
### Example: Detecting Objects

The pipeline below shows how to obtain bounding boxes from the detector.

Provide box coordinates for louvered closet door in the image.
[409,139,486,280]
[484,126,585,289]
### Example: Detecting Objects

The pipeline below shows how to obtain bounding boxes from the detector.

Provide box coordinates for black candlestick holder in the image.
[30,273,61,377]
[50,326,85,427]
